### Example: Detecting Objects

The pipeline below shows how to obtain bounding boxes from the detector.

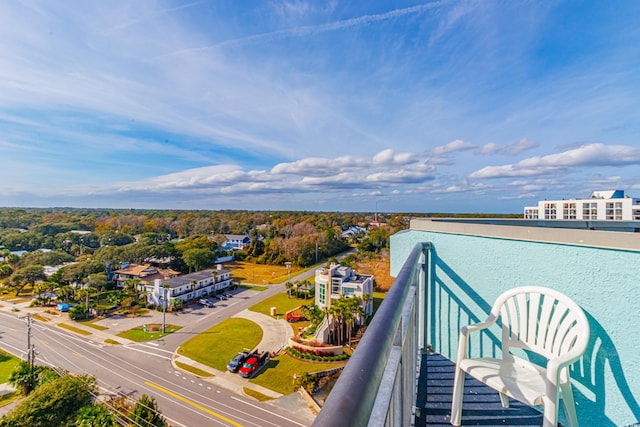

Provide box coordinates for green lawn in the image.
[177,318,262,371]
[372,291,386,316]
[250,353,347,395]
[0,350,20,383]
[249,293,309,318]
[116,324,182,342]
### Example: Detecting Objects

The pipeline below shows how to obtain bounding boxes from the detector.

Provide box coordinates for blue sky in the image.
[1,1,639,213]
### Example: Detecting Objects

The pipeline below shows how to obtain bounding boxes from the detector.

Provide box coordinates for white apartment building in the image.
[315,263,373,315]
[147,264,233,307]
[524,190,640,221]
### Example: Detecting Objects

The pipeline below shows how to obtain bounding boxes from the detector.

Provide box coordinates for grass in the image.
[249,293,309,318]
[78,318,108,331]
[250,353,347,395]
[239,284,268,292]
[223,261,302,285]
[59,323,92,335]
[116,324,182,342]
[243,387,273,401]
[0,350,21,383]
[372,291,386,316]
[175,361,215,377]
[31,314,48,322]
[0,391,21,407]
[178,318,262,371]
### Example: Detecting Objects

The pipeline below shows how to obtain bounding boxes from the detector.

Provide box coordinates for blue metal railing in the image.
[312,243,430,427]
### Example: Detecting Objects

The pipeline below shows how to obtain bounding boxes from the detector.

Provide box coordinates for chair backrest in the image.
[493,286,590,363]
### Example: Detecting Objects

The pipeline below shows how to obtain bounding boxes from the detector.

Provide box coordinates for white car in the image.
[199,299,214,307]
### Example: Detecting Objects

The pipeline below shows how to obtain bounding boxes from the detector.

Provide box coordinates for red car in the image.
[238,351,269,378]
[239,356,259,378]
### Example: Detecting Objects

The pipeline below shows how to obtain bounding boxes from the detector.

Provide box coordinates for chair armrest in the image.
[456,314,498,363]
[461,314,498,336]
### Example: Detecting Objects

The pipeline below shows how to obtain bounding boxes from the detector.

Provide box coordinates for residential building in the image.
[314,218,640,427]
[112,262,181,288]
[147,264,232,307]
[223,234,251,250]
[315,263,373,316]
[524,189,640,221]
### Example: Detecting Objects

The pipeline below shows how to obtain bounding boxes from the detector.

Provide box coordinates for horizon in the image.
[1,1,639,212]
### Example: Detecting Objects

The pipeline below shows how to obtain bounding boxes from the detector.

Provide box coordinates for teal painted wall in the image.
[391,229,640,427]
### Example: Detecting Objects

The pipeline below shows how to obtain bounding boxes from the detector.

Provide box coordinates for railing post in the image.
[418,243,428,351]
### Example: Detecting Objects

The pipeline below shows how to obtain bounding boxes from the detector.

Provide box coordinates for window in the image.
[343,287,355,296]
[331,278,341,295]
[544,203,557,219]
[615,202,623,220]
[319,285,325,305]
[606,202,614,220]
[583,202,597,220]
[563,202,576,220]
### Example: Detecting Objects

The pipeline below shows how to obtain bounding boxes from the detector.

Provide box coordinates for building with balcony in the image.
[223,234,251,250]
[315,263,373,316]
[147,264,232,307]
[314,218,640,427]
[524,189,640,221]
[112,262,181,288]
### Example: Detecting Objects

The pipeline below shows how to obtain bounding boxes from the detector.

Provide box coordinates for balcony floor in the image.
[416,353,547,426]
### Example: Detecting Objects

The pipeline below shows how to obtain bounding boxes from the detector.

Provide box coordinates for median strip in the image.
[145,381,242,427]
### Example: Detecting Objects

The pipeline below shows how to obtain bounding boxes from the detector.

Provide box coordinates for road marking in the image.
[145,381,243,427]
[229,395,307,427]
[72,352,84,358]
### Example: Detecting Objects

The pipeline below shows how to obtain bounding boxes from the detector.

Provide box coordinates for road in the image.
[0,262,329,427]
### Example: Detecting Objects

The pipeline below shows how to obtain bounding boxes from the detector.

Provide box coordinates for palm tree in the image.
[285,281,293,298]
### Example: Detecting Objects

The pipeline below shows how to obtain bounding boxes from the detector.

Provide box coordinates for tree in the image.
[182,248,215,272]
[0,263,13,279]
[129,394,168,427]
[8,265,45,296]
[0,374,96,427]
[74,404,117,427]
[285,281,293,298]
[8,361,43,395]
[86,272,108,292]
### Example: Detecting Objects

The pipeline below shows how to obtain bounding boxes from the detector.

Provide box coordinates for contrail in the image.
[165,0,450,55]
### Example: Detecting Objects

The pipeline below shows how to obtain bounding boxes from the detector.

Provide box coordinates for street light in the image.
[284,262,291,281]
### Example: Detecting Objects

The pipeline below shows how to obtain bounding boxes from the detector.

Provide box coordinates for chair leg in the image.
[499,392,509,408]
[450,367,466,426]
[541,394,558,427]
[560,382,578,427]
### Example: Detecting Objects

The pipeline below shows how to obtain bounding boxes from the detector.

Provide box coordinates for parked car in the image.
[198,299,214,308]
[216,294,227,300]
[239,351,269,378]
[56,303,70,312]
[224,292,233,298]
[226,351,250,372]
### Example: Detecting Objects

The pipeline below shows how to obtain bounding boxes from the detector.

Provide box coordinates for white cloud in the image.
[432,139,476,156]
[469,143,640,179]
[505,138,538,156]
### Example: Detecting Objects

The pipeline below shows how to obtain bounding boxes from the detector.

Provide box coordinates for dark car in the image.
[227,351,250,372]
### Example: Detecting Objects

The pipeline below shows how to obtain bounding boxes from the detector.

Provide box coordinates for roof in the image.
[224,234,250,241]
[114,263,180,280]
[588,189,624,199]
[160,267,231,289]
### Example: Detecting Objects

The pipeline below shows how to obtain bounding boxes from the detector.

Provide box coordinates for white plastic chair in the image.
[450,286,590,427]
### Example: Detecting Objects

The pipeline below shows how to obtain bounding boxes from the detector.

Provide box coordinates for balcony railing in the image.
[312,242,430,427]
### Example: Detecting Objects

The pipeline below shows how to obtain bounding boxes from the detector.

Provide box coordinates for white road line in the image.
[229,395,307,427]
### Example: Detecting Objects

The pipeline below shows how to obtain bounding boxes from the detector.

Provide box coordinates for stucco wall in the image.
[391,227,640,427]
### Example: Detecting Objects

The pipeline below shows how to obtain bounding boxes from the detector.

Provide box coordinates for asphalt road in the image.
[0,262,328,427]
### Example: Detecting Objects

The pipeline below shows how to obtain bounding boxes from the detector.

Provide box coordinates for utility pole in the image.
[162,284,169,333]
[25,313,33,367]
